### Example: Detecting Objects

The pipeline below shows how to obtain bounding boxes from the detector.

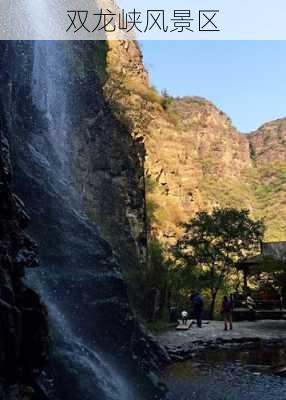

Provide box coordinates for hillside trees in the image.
[173,208,265,319]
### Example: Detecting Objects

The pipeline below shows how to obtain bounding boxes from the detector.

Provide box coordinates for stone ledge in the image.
[158,320,286,362]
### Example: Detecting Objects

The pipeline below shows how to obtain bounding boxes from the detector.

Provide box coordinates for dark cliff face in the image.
[68,42,147,303]
[0,42,166,400]
[0,116,48,397]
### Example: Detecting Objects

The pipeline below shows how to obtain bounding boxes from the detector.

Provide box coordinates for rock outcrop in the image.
[146,99,286,243]
[0,41,167,400]
[69,42,148,302]
[0,117,48,398]
[249,118,286,164]
[144,97,254,242]
[102,41,286,243]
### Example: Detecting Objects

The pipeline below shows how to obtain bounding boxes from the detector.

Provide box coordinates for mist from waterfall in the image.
[29,273,134,400]
[22,40,136,400]
[32,41,70,182]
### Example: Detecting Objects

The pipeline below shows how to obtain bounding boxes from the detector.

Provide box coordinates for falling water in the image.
[30,273,134,400]
[29,40,135,399]
[2,2,164,398]
[32,42,70,180]
[6,28,139,400]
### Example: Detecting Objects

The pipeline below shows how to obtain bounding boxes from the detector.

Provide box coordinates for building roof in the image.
[236,241,286,271]
[262,242,286,260]
[236,255,261,268]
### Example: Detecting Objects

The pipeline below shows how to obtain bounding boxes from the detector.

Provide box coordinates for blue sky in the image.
[141,41,286,133]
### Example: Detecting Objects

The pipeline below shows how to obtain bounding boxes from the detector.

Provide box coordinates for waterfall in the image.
[29,274,134,400]
[2,2,164,398]
[32,42,70,182]
[0,23,150,397]
[25,41,119,399]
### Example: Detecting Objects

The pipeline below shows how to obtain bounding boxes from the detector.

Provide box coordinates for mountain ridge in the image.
[103,41,286,244]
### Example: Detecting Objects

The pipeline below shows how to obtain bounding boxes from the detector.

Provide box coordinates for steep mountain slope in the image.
[248,119,286,240]
[249,118,286,164]
[103,42,286,243]
[146,98,286,242]
[145,97,255,242]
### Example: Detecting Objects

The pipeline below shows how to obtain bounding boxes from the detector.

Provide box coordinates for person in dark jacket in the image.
[221,295,233,331]
[190,293,204,328]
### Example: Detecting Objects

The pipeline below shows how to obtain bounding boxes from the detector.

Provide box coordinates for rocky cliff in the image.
[103,42,286,243]
[144,96,253,242]
[0,114,48,398]
[70,42,148,297]
[146,96,286,243]
[248,118,286,240]
[0,41,168,400]
[249,118,286,164]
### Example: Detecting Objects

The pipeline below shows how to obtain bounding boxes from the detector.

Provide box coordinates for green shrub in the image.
[145,176,159,193]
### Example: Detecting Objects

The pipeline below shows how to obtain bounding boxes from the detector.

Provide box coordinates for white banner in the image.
[0,0,285,40]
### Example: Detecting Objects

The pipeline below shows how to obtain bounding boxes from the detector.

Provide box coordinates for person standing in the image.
[191,292,204,328]
[246,292,256,321]
[221,295,233,331]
